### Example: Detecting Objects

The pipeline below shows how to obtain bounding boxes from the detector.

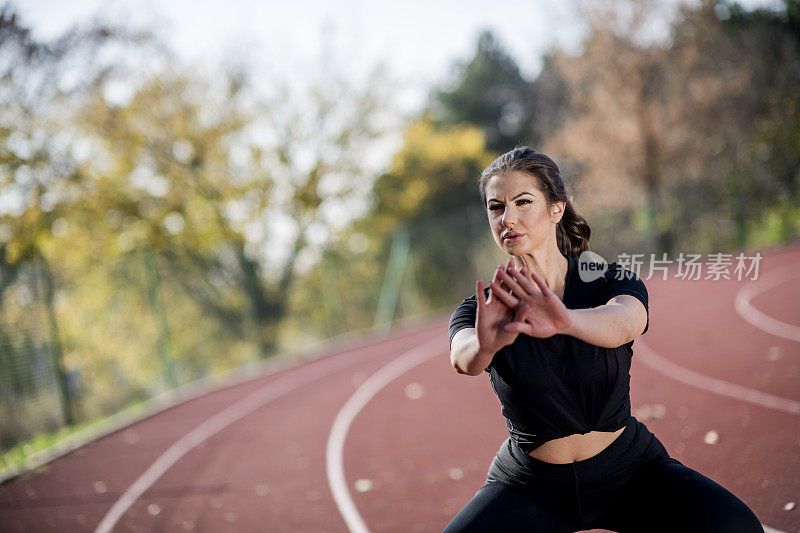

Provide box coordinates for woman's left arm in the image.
[560,295,647,348]
[492,265,647,348]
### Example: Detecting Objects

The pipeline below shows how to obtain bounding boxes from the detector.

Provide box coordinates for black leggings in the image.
[443,416,764,532]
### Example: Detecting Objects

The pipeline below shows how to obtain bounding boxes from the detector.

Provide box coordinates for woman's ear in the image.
[551,201,566,224]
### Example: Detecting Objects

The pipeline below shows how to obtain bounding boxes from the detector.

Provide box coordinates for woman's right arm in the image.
[450,328,495,376]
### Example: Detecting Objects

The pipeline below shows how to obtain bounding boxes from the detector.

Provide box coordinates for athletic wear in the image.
[447,254,649,454]
[443,417,764,532]
[445,254,763,531]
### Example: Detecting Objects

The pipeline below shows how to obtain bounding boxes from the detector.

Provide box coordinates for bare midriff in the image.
[527,426,626,464]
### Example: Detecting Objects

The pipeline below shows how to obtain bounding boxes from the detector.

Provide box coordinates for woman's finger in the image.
[503,267,542,298]
[476,278,486,306]
[512,267,539,293]
[504,271,535,301]
[492,265,503,284]
[497,267,526,297]
[503,320,535,336]
[489,280,519,308]
[488,266,504,304]
[528,270,554,295]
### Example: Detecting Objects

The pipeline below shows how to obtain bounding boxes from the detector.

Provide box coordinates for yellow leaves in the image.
[391,120,489,176]
[397,180,429,215]
[377,118,494,221]
[4,239,23,264]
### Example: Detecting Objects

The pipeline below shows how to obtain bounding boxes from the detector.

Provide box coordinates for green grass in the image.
[0,397,150,480]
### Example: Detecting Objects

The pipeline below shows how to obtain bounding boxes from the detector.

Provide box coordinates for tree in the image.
[0,5,154,304]
[434,31,538,152]
[1,3,397,430]
[355,118,497,311]
[544,0,800,255]
[70,50,393,359]
[0,4,156,429]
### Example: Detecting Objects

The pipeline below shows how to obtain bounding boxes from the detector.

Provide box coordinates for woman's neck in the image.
[512,247,569,300]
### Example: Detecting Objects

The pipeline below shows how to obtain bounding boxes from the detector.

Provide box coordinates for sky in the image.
[16,0,781,111]
[17,0,782,112]
[11,0,783,267]
[18,0,580,82]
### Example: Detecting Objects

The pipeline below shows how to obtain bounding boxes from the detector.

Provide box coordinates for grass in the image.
[0,397,150,481]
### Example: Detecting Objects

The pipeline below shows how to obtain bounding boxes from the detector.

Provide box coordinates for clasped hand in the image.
[475,257,572,352]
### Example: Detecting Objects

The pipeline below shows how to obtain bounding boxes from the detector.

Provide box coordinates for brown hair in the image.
[479,146,590,259]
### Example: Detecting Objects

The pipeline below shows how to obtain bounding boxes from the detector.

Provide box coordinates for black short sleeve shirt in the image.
[447,254,649,454]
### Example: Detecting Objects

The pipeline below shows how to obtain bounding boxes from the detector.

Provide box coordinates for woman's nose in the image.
[501,207,517,227]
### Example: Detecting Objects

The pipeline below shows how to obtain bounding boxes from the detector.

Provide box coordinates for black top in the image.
[447,254,649,454]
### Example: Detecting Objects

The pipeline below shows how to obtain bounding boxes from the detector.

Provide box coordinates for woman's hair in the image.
[479,146,591,259]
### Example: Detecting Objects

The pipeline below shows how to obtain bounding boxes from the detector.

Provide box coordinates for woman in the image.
[444,147,764,532]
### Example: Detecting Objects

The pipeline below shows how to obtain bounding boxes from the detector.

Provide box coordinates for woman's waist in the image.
[500,415,667,476]
[526,426,626,464]
[504,406,632,456]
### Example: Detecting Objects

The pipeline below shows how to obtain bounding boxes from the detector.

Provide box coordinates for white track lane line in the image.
[94,344,380,533]
[326,337,443,533]
[735,264,800,342]
[636,340,800,415]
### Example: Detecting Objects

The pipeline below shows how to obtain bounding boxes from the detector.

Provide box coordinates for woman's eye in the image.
[488,204,503,211]
[516,199,531,206]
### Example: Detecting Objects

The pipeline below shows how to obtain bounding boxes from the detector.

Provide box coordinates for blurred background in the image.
[1,0,798,473]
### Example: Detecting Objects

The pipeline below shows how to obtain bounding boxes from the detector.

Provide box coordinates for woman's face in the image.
[484,171,564,255]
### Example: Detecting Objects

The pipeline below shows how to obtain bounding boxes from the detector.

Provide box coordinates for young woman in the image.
[444,147,764,532]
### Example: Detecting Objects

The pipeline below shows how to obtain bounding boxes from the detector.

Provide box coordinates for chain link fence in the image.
[0,248,257,459]
[0,259,69,450]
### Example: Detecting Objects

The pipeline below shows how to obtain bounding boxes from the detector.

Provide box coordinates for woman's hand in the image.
[488,262,572,338]
[475,259,531,355]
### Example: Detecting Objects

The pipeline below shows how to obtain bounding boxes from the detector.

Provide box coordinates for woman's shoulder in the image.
[571,255,644,285]
[449,289,487,344]
[569,255,647,308]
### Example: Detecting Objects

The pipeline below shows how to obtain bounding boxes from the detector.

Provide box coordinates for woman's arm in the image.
[493,265,647,348]
[450,263,530,376]
[450,328,495,376]
[560,295,647,348]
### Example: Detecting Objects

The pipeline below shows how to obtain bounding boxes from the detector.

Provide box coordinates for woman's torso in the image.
[457,255,648,464]
[523,270,627,464]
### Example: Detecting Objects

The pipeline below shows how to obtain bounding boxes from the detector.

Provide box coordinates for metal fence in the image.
[0,259,69,450]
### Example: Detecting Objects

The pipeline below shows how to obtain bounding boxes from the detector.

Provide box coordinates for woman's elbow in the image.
[450,355,482,376]
[450,358,471,375]
[455,366,484,376]
[623,316,647,345]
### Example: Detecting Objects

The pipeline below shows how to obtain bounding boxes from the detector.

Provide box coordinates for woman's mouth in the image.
[502,232,523,243]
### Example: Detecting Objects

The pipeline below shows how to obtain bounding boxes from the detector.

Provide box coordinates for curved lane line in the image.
[637,338,794,533]
[735,265,800,342]
[636,340,800,415]
[94,346,377,533]
[326,337,444,533]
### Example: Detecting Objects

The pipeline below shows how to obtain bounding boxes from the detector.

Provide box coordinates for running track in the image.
[1,243,798,532]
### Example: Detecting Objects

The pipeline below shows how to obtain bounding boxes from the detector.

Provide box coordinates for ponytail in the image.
[556,201,590,259]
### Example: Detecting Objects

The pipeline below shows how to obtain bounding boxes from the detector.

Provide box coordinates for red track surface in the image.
[1,243,799,532]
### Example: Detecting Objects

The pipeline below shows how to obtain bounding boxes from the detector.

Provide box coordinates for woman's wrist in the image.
[558,309,577,336]
[477,345,496,359]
